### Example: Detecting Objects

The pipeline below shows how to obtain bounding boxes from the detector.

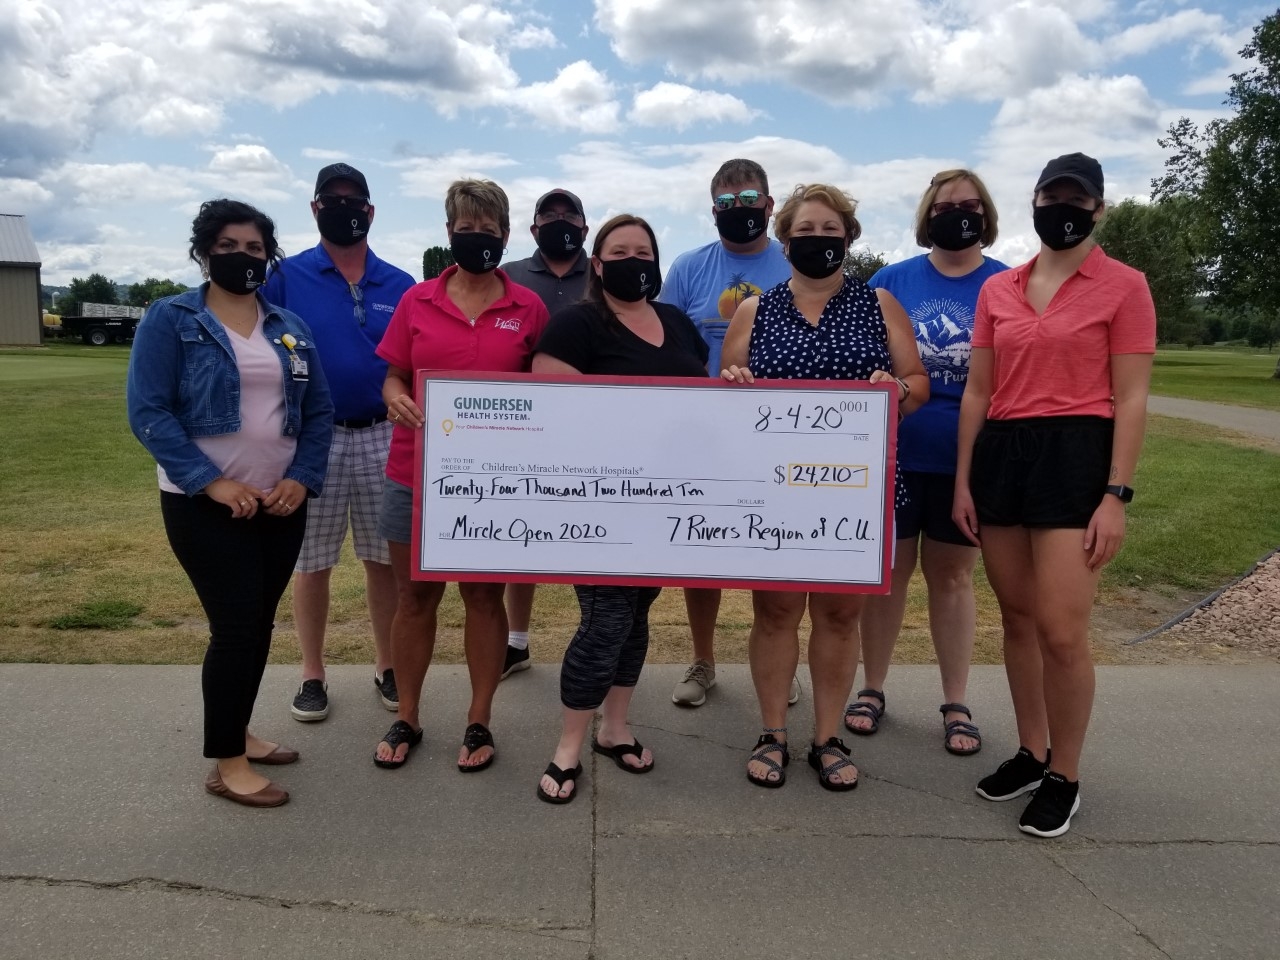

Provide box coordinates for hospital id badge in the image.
[290,355,309,380]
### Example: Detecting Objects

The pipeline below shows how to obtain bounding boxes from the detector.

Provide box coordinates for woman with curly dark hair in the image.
[127,198,334,807]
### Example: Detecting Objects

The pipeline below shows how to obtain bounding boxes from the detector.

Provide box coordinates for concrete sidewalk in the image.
[2,664,1277,959]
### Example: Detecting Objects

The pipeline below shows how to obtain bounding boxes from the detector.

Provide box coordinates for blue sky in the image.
[0,0,1263,288]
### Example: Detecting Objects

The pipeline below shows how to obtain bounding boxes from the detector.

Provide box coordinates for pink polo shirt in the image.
[973,245,1155,420]
[376,266,550,486]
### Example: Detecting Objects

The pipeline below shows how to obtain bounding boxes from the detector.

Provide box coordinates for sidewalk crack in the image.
[1040,853,1174,959]
[0,874,588,940]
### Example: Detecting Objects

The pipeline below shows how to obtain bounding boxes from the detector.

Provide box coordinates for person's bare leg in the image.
[920,538,981,751]
[745,590,803,781]
[505,582,536,634]
[363,559,397,675]
[292,568,332,682]
[458,581,508,767]
[852,537,917,729]
[808,592,863,787]
[374,542,443,764]
[1030,529,1100,781]
[684,587,722,664]
[981,526,1048,761]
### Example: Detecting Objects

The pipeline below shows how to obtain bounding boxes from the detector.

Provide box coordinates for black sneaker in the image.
[500,645,530,680]
[1019,772,1081,838]
[975,746,1049,801]
[290,679,329,722]
[374,669,399,711]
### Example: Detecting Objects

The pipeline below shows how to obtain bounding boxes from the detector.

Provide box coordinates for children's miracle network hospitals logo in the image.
[447,393,535,424]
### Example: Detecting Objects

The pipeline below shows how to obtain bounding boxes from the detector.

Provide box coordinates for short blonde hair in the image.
[914,170,999,248]
[445,178,510,234]
[773,184,862,244]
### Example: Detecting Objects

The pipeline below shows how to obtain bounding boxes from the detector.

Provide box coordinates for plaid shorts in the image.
[296,421,392,572]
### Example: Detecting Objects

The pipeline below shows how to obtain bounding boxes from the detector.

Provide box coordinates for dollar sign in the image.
[774,465,786,484]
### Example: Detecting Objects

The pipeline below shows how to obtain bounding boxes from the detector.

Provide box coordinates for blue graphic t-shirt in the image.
[868,254,1008,474]
[659,239,792,325]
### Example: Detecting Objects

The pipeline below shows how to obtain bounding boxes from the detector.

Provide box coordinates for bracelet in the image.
[895,376,911,404]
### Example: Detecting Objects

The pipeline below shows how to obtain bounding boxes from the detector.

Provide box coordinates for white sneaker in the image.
[672,659,716,707]
[788,674,802,706]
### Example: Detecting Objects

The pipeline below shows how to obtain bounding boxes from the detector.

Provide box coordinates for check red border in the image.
[411,371,897,594]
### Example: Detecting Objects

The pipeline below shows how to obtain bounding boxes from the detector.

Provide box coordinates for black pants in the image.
[560,586,661,711]
[161,492,307,758]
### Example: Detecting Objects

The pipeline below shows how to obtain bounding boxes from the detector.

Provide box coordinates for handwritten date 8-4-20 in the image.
[755,401,867,432]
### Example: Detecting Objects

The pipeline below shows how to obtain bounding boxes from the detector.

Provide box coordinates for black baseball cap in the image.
[315,163,370,199]
[535,188,584,217]
[1034,153,1104,199]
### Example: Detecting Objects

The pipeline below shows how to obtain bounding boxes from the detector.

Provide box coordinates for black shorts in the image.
[971,416,1113,529]
[896,471,971,546]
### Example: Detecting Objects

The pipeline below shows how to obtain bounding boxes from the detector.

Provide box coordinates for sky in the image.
[0,0,1266,289]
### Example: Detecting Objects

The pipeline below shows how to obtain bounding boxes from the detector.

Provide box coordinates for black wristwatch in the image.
[1105,484,1135,504]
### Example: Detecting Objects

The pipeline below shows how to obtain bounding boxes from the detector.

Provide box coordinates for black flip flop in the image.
[374,719,423,769]
[537,762,583,804]
[458,722,496,772]
[592,737,654,774]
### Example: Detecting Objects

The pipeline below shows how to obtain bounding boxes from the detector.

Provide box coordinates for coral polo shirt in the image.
[376,266,549,486]
[973,245,1156,420]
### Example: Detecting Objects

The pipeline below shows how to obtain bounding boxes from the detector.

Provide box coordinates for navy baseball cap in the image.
[1034,153,1104,199]
[315,163,370,199]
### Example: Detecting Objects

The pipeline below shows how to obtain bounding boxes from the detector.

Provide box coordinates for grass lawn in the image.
[1151,346,1280,410]
[1,346,1276,666]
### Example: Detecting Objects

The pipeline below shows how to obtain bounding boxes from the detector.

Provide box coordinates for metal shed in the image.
[0,214,43,346]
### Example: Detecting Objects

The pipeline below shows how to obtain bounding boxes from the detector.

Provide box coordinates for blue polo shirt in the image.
[263,244,415,422]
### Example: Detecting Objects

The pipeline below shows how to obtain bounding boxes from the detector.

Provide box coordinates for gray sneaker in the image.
[672,659,716,707]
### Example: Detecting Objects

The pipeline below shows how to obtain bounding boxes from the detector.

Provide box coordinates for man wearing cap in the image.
[494,189,592,681]
[660,158,795,709]
[264,163,416,722]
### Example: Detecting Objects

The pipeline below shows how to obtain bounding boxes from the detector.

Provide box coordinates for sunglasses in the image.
[317,193,370,209]
[714,190,764,210]
[931,199,983,215]
[350,283,364,325]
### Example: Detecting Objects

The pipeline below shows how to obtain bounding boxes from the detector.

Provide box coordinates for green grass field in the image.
[0,345,1275,665]
[1151,346,1280,410]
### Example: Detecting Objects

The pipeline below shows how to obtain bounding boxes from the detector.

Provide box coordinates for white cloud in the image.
[505,60,621,132]
[628,83,761,130]
[1104,10,1227,58]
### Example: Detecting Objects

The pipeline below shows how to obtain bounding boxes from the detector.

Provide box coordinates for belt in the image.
[335,415,388,429]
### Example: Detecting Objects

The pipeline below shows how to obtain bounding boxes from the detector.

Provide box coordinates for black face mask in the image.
[715,205,768,245]
[599,257,657,302]
[535,220,584,260]
[1033,203,1096,251]
[928,209,984,251]
[316,205,370,247]
[450,231,503,274]
[208,251,267,295]
[787,235,845,279]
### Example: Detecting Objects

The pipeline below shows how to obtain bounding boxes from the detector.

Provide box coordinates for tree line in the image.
[1099,9,1280,370]
[44,273,188,313]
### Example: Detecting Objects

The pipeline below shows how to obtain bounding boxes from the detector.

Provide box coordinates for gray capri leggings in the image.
[561,585,662,711]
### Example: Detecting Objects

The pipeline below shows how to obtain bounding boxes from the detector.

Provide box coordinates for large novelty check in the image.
[412,374,897,593]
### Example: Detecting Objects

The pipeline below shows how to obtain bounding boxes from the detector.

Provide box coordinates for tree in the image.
[126,277,189,306]
[1094,198,1204,344]
[843,248,888,282]
[1153,11,1280,375]
[64,273,119,310]
[423,246,455,280]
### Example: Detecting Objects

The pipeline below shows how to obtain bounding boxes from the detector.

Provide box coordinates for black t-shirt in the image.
[535,301,710,377]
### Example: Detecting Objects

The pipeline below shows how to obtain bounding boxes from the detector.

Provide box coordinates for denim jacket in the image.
[126,285,335,497]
